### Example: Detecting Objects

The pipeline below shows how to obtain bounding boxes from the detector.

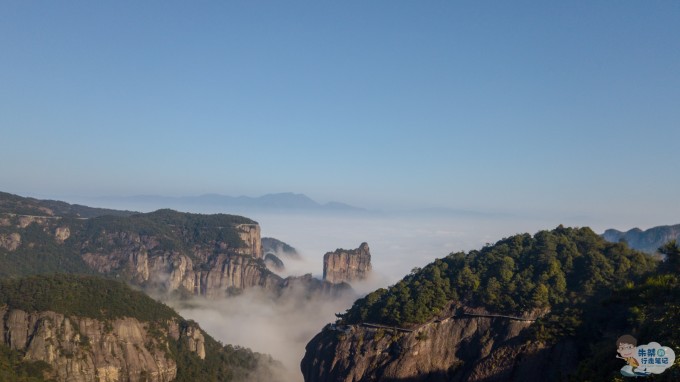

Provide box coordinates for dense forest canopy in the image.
[339,226,657,326]
[337,228,680,380]
[0,274,281,382]
[0,274,177,321]
[76,209,254,254]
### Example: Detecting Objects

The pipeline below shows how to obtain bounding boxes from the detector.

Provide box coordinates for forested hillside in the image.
[0,192,271,296]
[0,191,135,218]
[0,275,282,381]
[339,226,655,326]
[321,227,680,381]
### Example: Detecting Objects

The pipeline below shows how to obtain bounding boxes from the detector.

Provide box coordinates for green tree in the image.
[659,240,680,274]
[531,283,550,307]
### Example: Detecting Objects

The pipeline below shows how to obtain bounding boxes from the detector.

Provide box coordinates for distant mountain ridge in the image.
[77,192,366,213]
[602,224,680,253]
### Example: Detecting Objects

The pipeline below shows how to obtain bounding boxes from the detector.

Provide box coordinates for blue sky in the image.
[1,1,679,225]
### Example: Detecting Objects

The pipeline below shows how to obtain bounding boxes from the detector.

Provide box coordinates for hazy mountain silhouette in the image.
[603,224,680,253]
[77,192,367,213]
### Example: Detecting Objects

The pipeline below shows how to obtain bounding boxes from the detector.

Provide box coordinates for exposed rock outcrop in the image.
[55,226,71,243]
[18,215,50,228]
[0,193,353,301]
[200,254,283,297]
[0,232,21,251]
[82,244,283,298]
[78,216,273,297]
[323,242,372,284]
[0,307,206,382]
[301,306,561,382]
[236,224,263,259]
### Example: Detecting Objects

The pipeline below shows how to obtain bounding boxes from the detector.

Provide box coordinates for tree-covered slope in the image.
[326,226,680,381]
[0,214,95,277]
[0,274,177,322]
[339,226,656,327]
[0,343,52,382]
[0,191,135,218]
[0,191,262,282]
[0,274,282,382]
[75,209,255,258]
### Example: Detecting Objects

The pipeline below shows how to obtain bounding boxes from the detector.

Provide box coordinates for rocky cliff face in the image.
[0,307,205,382]
[235,224,263,259]
[0,232,21,251]
[80,232,282,298]
[1,193,364,300]
[301,306,568,382]
[0,199,280,297]
[323,243,372,284]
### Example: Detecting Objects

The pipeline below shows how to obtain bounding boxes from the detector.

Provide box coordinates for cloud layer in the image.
[167,212,573,380]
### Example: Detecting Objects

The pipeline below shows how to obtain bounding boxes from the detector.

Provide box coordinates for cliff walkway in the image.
[351,312,536,334]
[447,312,536,322]
[360,323,414,333]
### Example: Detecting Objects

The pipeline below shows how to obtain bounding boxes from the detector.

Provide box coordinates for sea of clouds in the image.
[171,212,572,381]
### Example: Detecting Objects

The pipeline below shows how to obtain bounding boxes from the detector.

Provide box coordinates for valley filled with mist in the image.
[88,205,677,381]
[3,1,679,380]
[1,191,679,381]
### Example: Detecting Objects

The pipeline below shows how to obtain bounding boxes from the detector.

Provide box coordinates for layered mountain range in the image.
[4,191,678,381]
[603,224,680,254]
[0,191,365,381]
[72,192,366,214]
[0,191,354,299]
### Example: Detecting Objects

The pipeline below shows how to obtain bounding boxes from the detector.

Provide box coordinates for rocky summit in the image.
[323,242,372,284]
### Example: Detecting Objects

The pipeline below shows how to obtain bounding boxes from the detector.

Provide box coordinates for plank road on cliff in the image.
[354,312,536,334]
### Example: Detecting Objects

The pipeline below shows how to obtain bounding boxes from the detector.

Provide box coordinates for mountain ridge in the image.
[69,192,367,213]
[602,223,680,253]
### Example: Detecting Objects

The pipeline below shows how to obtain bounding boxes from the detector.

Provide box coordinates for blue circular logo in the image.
[658,348,666,357]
